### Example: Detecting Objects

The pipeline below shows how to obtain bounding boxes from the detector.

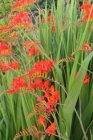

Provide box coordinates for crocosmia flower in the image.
[83,43,92,52]
[0,61,19,73]
[10,10,30,28]
[37,114,46,128]
[45,122,56,136]
[34,130,41,138]
[7,76,28,94]
[80,0,93,22]
[83,73,90,84]
[0,42,12,56]
[12,0,38,10]
[51,23,56,32]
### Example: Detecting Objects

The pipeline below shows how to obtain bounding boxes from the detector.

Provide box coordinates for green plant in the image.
[0,0,93,140]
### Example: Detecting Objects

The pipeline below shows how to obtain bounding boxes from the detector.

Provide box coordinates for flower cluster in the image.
[7,58,58,137]
[7,59,54,93]
[10,10,31,28]
[27,59,54,79]
[12,0,38,10]
[0,0,58,139]
[80,0,93,22]
[7,76,28,94]
[34,79,59,136]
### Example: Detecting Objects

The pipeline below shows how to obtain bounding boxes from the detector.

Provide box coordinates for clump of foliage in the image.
[0,0,93,140]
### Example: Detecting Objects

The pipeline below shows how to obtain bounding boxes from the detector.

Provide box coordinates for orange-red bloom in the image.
[0,61,19,72]
[51,23,56,32]
[34,130,41,138]
[12,0,38,10]
[31,78,43,89]
[45,86,60,112]
[33,59,54,74]
[83,43,92,52]
[45,122,56,136]
[37,114,46,128]
[80,1,93,22]
[12,33,19,39]
[0,42,12,56]
[27,60,54,79]
[37,85,60,113]
[12,76,28,89]
[42,80,50,90]
[10,10,30,28]
[83,73,90,83]
[8,76,28,94]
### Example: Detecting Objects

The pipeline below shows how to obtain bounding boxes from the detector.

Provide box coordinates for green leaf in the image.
[62,52,93,138]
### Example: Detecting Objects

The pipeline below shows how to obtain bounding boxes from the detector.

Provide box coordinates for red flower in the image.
[80,1,93,22]
[12,76,27,89]
[42,80,50,90]
[12,33,18,39]
[33,59,54,74]
[27,60,54,80]
[83,73,90,84]
[0,42,12,56]
[45,122,56,136]
[37,115,46,128]
[8,61,19,70]
[46,94,60,112]
[83,43,92,52]
[36,85,60,113]
[32,78,43,89]
[48,85,59,97]
[0,62,9,72]
[12,0,38,10]
[47,15,51,23]
[10,10,30,28]
[8,76,28,94]
[81,1,91,11]
[36,96,45,102]
[7,88,17,94]
[34,130,40,138]
[0,61,19,72]
[51,23,56,32]
[27,46,40,57]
